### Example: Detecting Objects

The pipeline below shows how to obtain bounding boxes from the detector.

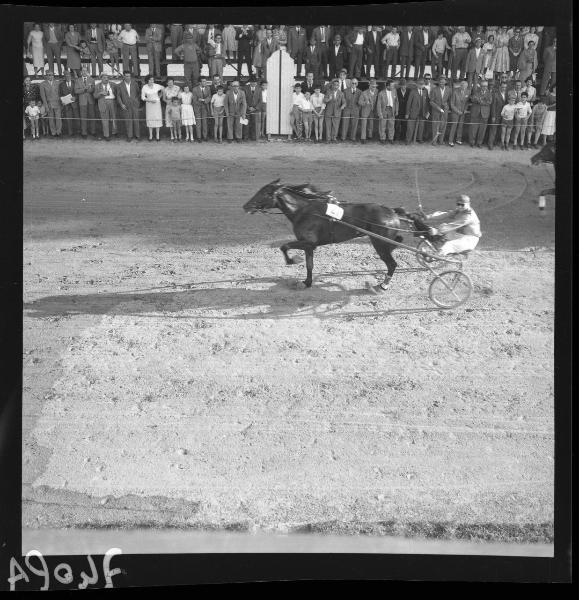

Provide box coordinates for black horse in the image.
[243,179,415,292]
[531,141,556,197]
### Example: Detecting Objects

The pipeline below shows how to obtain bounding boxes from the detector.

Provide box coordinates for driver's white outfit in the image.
[426,205,481,256]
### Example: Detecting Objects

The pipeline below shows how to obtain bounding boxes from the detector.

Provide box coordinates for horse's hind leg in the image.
[370,239,397,290]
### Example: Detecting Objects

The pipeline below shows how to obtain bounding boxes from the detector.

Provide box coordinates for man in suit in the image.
[74,67,96,137]
[43,23,64,76]
[335,68,351,93]
[328,33,348,78]
[85,23,106,77]
[174,32,202,86]
[145,23,164,79]
[413,25,431,80]
[116,70,141,141]
[59,71,79,136]
[364,25,382,80]
[312,25,331,79]
[260,28,279,80]
[405,77,430,143]
[304,40,323,82]
[429,75,451,144]
[447,78,469,146]
[468,78,492,147]
[340,77,361,141]
[465,38,485,87]
[346,26,365,79]
[395,78,410,141]
[487,80,508,150]
[358,77,379,143]
[243,77,261,140]
[287,25,307,77]
[301,71,317,95]
[399,26,415,79]
[255,80,268,140]
[236,25,254,78]
[224,80,247,142]
[192,77,211,142]
[376,79,398,144]
[93,73,117,140]
[323,78,346,142]
[39,72,62,136]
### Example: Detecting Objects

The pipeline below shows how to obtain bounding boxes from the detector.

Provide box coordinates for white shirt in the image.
[384,32,399,48]
[215,42,222,54]
[103,83,115,99]
[301,98,314,110]
[334,44,340,55]
[90,28,97,42]
[261,89,267,102]
[355,32,364,45]
[475,48,481,58]
[385,90,393,106]
[125,81,132,95]
[118,29,138,45]
[423,30,429,44]
[320,27,326,42]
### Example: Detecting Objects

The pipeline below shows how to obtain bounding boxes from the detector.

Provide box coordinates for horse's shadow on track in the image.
[24,270,441,322]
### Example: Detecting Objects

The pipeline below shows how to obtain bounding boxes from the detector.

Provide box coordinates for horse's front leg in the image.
[304,246,314,288]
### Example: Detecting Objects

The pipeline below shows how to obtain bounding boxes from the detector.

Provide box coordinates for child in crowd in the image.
[300,91,314,141]
[25,99,40,139]
[500,95,517,150]
[290,82,305,140]
[513,91,532,149]
[79,40,93,70]
[105,31,122,76]
[211,85,226,142]
[168,97,182,142]
[311,83,325,143]
[527,95,547,148]
[180,84,196,142]
[37,100,48,136]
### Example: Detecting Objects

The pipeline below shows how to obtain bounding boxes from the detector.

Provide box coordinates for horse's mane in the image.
[283,183,342,203]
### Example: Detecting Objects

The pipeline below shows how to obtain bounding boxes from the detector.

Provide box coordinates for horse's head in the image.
[243,178,282,213]
[531,142,556,166]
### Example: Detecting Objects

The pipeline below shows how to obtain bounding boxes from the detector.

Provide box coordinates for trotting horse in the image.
[531,141,556,198]
[243,179,412,292]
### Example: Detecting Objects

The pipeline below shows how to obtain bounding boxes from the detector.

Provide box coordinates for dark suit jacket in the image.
[450,88,469,114]
[287,27,307,57]
[396,87,410,114]
[192,84,212,111]
[413,28,432,55]
[84,26,106,52]
[490,89,508,120]
[376,89,399,117]
[145,26,164,52]
[469,88,493,119]
[399,27,415,58]
[224,89,247,117]
[301,82,317,95]
[323,89,346,116]
[312,26,332,46]
[244,84,261,110]
[235,28,253,53]
[358,89,378,116]
[260,37,279,61]
[429,85,451,112]
[406,87,430,118]
[59,79,76,101]
[342,86,361,111]
[42,24,64,44]
[93,81,116,112]
[305,45,322,67]
[328,42,348,74]
[116,79,141,109]
[74,76,96,106]
[364,30,382,58]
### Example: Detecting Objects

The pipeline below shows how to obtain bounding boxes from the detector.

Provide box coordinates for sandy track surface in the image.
[23,139,554,544]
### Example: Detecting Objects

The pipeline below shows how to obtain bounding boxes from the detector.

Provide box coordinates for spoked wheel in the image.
[428,270,473,309]
[416,240,447,269]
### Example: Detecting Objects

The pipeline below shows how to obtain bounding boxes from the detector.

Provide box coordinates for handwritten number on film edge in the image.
[8,548,123,590]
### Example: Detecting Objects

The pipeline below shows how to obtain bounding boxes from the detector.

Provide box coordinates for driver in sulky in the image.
[425,194,481,256]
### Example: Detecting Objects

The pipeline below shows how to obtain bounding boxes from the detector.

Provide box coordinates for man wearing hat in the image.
[424,195,481,256]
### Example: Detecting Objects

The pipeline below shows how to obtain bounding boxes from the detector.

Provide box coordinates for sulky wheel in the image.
[428,270,473,309]
[416,240,447,269]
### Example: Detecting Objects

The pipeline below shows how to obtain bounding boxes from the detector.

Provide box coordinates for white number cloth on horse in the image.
[325,203,344,220]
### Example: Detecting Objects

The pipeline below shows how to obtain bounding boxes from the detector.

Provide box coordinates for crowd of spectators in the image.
[23,24,556,149]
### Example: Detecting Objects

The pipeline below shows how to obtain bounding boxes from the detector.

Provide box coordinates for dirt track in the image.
[23,139,555,544]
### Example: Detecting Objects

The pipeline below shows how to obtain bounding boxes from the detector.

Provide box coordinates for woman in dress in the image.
[180,84,196,142]
[517,40,537,84]
[163,79,181,130]
[64,24,82,77]
[252,25,266,80]
[482,34,496,80]
[541,85,556,142]
[493,27,510,80]
[141,75,164,141]
[524,26,539,50]
[222,24,238,62]
[27,23,45,75]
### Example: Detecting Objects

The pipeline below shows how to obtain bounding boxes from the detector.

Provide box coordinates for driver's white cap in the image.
[458,194,471,205]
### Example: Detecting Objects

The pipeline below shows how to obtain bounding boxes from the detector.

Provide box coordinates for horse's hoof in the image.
[293,280,307,290]
[366,282,388,295]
